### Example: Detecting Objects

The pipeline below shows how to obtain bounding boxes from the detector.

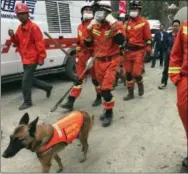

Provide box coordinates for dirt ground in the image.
[1,63,187,173]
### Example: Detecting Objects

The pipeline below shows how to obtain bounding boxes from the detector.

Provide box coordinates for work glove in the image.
[120,38,128,49]
[87,19,100,30]
[86,57,95,69]
[8,29,14,37]
[105,13,117,26]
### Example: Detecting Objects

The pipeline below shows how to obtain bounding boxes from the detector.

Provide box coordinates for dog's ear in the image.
[19,113,30,125]
[29,117,39,137]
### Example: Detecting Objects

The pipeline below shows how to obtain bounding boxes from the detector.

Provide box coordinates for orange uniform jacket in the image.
[124,16,152,52]
[40,111,83,152]
[169,21,188,85]
[76,20,93,58]
[10,20,46,65]
[85,21,125,57]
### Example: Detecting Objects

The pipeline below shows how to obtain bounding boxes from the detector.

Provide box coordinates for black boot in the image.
[102,109,113,127]
[137,82,144,96]
[46,86,53,98]
[123,87,134,101]
[158,83,167,89]
[20,90,32,110]
[92,94,102,107]
[180,157,188,173]
[113,77,118,90]
[100,109,106,121]
[60,96,75,111]
[19,102,32,110]
[142,69,145,74]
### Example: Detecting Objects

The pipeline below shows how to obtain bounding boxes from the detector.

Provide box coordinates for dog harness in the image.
[40,111,84,152]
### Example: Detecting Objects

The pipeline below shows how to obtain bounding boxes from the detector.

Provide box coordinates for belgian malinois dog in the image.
[2,111,94,173]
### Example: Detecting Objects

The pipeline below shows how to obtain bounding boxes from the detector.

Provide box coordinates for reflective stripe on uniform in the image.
[134,22,145,29]
[124,24,131,30]
[93,29,101,36]
[73,85,82,89]
[76,47,81,51]
[78,30,82,36]
[85,37,92,41]
[146,39,152,44]
[168,67,181,74]
[104,30,111,36]
[127,79,135,83]
[183,26,187,35]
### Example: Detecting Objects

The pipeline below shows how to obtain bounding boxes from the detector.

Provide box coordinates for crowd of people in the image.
[5,0,188,172]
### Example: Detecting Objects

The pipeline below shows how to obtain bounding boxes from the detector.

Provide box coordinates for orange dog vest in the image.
[40,111,83,152]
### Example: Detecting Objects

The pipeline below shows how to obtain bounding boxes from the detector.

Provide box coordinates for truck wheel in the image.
[64,54,76,81]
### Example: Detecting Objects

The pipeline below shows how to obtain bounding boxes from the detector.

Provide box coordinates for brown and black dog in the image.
[2,111,94,173]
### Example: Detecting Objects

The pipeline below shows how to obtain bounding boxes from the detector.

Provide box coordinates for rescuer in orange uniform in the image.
[8,2,53,110]
[61,2,102,110]
[168,20,188,173]
[84,1,126,127]
[123,0,152,100]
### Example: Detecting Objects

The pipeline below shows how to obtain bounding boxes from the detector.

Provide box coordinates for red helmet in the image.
[15,2,29,14]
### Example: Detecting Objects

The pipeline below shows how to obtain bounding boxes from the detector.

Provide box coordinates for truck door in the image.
[1,16,19,76]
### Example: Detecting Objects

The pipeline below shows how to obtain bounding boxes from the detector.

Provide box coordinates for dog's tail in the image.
[89,114,95,131]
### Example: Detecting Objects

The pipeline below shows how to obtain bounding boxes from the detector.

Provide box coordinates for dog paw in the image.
[56,168,63,173]
[79,157,86,163]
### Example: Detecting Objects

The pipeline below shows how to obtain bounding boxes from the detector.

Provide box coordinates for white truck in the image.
[1,0,83,84]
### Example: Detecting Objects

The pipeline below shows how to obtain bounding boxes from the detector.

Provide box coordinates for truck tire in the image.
[64,54,76,81]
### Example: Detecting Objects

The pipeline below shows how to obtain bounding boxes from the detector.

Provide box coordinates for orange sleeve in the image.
[10,27,20,47]
[143,20,152,52]
[112,22,126,37]
[84,25,93,42]
[32,25,46,64]
[169,25,183,85]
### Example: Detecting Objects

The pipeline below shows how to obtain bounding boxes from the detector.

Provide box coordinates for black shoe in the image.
[123,87,134,101]
[180,158,188,173]
[142,69,145,74]
[137,82,144,96]
[102,110,113,127]
[113,80,118,90]
[19,102,32,110]
[46,86,53,98]
[92,95,102,107]
[158,83,167,90]
[60,96,75,110]
[99,109,106,121]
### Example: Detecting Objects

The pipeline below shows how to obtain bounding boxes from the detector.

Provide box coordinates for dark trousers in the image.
[22,64,52,103]
[161,52,170,85]
[151,45,166,67]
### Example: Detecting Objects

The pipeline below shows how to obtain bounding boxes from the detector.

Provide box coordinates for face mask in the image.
[129,11,138,18]
[94,11,106,21]
[83,13,93,20]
